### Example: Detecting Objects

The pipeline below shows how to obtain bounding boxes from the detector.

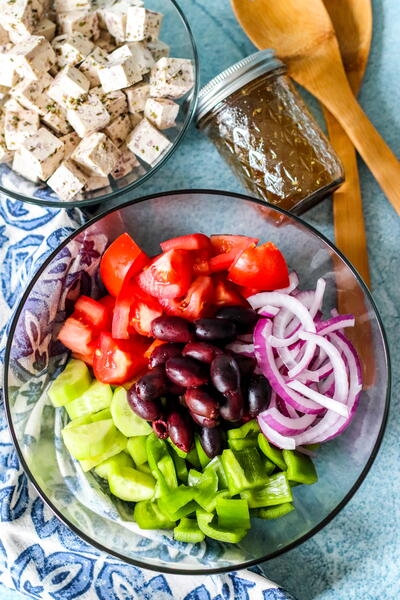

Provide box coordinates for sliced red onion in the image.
[287,380,349,417]
[316,315,355,336]
[253,320,324,414]
[260,407,316,435]
[259,305,280,318]
[309,278,326,317]
[257,415,296,450]
[319,372,335,395]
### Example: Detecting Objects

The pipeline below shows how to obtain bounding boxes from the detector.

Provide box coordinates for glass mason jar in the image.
[196,50,344,214]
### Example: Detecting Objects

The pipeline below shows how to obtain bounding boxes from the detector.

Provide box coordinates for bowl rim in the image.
[0,0,200,209]
[3,189,391,575]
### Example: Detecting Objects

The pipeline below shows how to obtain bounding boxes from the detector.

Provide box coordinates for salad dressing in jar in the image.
[197,50,344,214]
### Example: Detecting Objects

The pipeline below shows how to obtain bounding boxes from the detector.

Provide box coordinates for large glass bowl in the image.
[4,190,390,574]
[0,0,199,208]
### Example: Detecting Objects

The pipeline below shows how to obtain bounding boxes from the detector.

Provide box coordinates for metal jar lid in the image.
[196,49,286,124]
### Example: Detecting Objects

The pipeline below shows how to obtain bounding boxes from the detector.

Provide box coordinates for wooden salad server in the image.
[231,0,400,216]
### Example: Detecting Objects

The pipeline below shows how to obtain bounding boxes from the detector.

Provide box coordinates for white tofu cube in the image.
[147,39,169,62]
[13,150,40,181]
[125,81,149,112]
[60,131,80,158]
[0,114,14,163]
[34,18,56,41]
[91,87,127,118]
[79,46,108,87]
[53,33,94,67]
[0,25,10,46]
[85,174,109,190]
[111,144,138,179]
[58,10,100,40]
[4,103,39,150]
[47,159,87,200]
[111,42,153,75]
[47,65,90,108]
[101,5,127,43]
[42,102,73,134]
[144,98,178,130]
[54,0,92,12]
[0,53,19,88]
[11,73,53,115]
[126,117,171,165]
[96,30,116,53]
[10,36,56,80]
[72,131,120,176]
[126,8,162,42]
[150,57,194,99]
[97,53,141,92]
[18,126,64,180]
[3,0,42,41]
[103,112,131,146]
[66,92,110,137]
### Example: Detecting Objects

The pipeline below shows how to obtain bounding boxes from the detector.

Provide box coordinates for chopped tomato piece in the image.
[160,275,214,321]
[129,290,163,337]
[93,332,149,385]
[160,233,212,253]
[112,278,163,339]
[74,295,112,331]
[213,279,248,307]
[58,317,96,356]
[209,235,258,272]
[228,242,289,290]
[100,233,149,297]
[98,295,116,313]
[72,351,94,367]
[192,249,211,276]
[239,287,259,299]
[144,339,166,359]
[137,249,193,299]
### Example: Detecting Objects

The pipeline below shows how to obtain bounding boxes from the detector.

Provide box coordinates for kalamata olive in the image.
[232,354,257,378]
[165,356,209,388]
[182,341,223,364]
[216,305,259,333]
[190,411,219,428]
[194,318,236,342]
[134,366,168,402]
[151,316,195,343]
[247,374,271,417]
[152,417,168,439]
[167,411,193,453]
[166,381,186,396]
[220,389,244,422]
[149,342,183,368]
[127,387,162,421]
[210,354,241,395]
[200,426,224,458]
[184,387,219,419]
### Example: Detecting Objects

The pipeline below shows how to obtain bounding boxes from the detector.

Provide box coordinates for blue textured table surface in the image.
[1,0,399,599]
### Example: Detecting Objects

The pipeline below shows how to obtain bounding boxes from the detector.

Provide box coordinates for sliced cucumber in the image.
[62,419,119,460]
[94,450,133,479]
[80,432,127,472]
[91,408,112,422]
[111,387,152,437]
[126,436,148,465]
[108,466,156,502]
[48,360,91,407]
[136,462,152,475]
[65,380,113,419]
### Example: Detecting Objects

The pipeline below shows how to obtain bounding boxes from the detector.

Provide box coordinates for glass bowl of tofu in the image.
[0,0,199,206]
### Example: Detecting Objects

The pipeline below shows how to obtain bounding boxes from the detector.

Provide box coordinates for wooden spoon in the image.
[231,0,400,216]
[323,0,374,385]
[323,0,371,287]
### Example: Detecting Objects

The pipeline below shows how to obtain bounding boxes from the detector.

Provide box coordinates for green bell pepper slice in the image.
[195,434,211,469]
[186,446,201,470]
[134,500,176,530]
[146,433,177,492]
[257,502,294,520]
[126,436,148,466]
[167,438,188,459]
[227,419,260,440]
[228,437,258,451]
[157,485,196,521]
[196,509,248,544]
[174,518,205,543]
[215,497,250,530]
[171,451,188,484]
[188,468,218,512]
[282,449,318,485]
[257,434,287,471]
[241,472,293,508]
[264,458,276,475]
[136,462,152,475]
[205,457,229,490]
[221,448,269,494]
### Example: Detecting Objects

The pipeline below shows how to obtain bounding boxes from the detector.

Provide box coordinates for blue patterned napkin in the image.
[0,197,296,600]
